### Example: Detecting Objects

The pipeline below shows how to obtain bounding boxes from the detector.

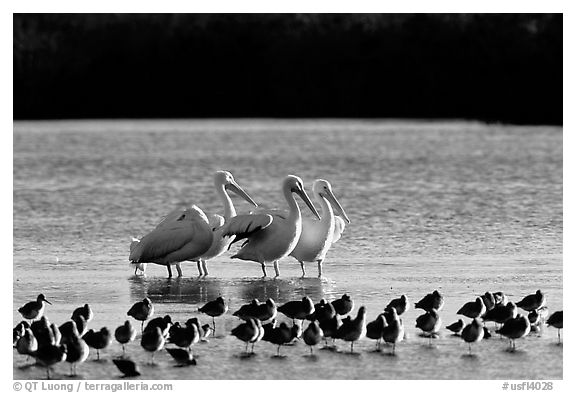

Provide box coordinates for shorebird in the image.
[382,308,404,355]
[169,322,199,350]
[82,327,111,360]
[13,321,29,346]
[71,304,93,323]
[496,314,530,351]
[16,328,38,358]
[483,302,518,328]
[233,299,260,320]
[62,323,89,376]
[265,321,292,356]
[386,294,410,316]
[129,205,213,278]
[115,321,137,356]
[546,310,563,343]
[199,296,228,331]
[231,318,260,354]
[307,299,336,322]
[18,294,52,322]
[480,292,496,311]
[71,315,88,337]
[222,175,321,278]
[31,344,67,379]
[303,320,324,355]
[446,319,465,336]
[415,290,444,312]
[516,290,546,312]
[127,298,154,331]
[112,358,141,377]
[144,315,172,338]
[319,313,342,347]
[289,179,350,277]
[416,309,442,346]
[335,306,366,353]
[140,326,165,364]
[31,317,58,348]
[366,314,386,350]
[461,318,484,354]
[331,294,354,316]
[457,297,486,319]
[278,297,314,322]
[493,292,508,306]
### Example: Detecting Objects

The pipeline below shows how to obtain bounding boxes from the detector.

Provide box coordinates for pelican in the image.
[223,175,320,278]
[192,171,258,276]
[129,205,213,278]
[289,179,350,277]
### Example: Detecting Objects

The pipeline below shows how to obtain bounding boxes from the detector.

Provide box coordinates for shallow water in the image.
[13,120,562,379]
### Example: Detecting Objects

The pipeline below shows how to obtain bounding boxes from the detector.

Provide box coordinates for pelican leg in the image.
[166,265,173,278]
[299,261,306,277]
[201,260,209,276]
[134,265,139,275]
[261,263,267,278]
[273,261,280,278]
[176,263,183,277]
[317,260,323,278]
[196,260,203,277]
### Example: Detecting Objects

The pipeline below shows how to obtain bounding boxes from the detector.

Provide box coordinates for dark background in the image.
[13,14,562,124]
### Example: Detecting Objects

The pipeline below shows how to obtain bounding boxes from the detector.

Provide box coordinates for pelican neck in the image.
[216,183,236,219]
[283,186,301,221]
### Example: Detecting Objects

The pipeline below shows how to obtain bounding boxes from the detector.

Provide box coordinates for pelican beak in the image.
[296,187,321,220]
[44,299,52,305]
[322,188,351,224]
[226,181,258,207]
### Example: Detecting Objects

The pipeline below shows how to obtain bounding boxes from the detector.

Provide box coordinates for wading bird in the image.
[223,175,320,278]
[129,205,213,278]
[461,318,484,355]
[289,179,350,277]
[192,171,258,276]
[18,294,52,322]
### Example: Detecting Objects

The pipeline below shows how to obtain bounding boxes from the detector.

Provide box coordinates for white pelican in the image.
[289,179,350,277]
[223,175,320,278]
[129,205,213,278]
[192,171,258,276]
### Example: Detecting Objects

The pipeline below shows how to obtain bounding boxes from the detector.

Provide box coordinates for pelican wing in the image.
[130,210,211,263]
[332,216,347,243]
[155,207,187,229]
[222,214,274,238]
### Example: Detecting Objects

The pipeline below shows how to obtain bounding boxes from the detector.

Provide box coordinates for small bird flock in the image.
[14,289,562,379]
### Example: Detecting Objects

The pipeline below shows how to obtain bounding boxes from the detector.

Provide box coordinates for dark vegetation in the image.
[14,14,562,124]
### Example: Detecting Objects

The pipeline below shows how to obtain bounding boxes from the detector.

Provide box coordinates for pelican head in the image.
[312,179,351,224]
[284,175,321,219]
[215,170,258,207]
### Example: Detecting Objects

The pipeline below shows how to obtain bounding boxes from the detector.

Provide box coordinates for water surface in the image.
[13,120,562,379]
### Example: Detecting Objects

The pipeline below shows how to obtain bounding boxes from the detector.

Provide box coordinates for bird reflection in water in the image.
[237,277,331,305]
[128,276,223,305]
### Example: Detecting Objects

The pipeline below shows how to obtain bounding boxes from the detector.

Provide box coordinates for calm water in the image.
[13,120,562,380]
